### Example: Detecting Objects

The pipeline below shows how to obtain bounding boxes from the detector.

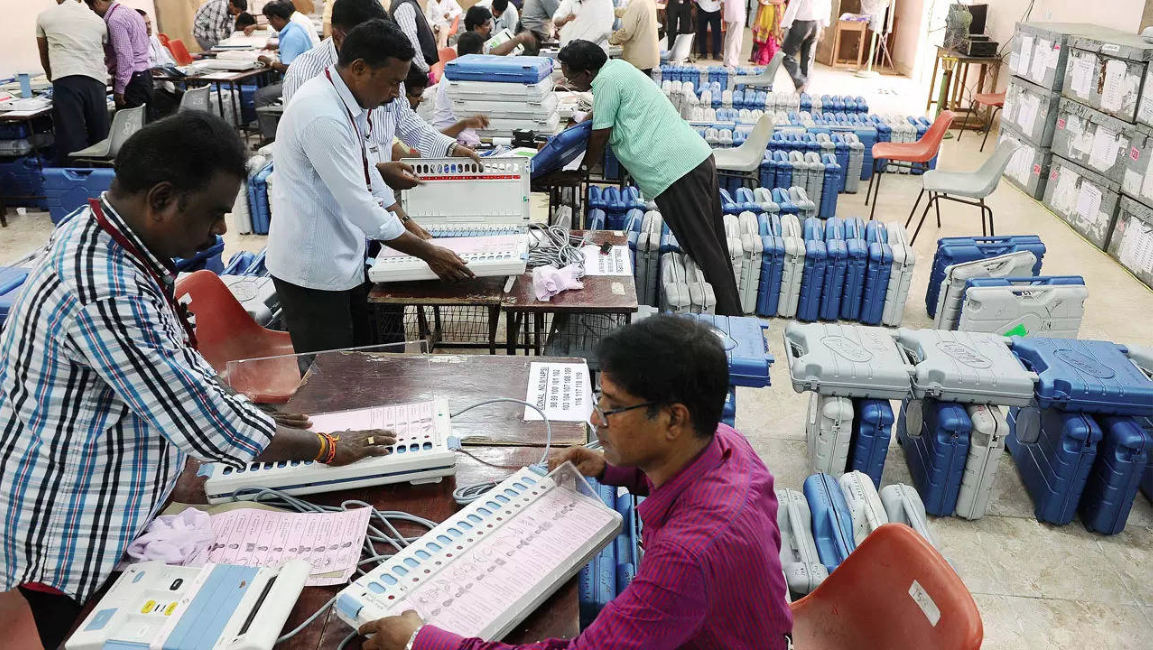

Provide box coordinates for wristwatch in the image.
[405,625,424,650]
[448,142,459,157]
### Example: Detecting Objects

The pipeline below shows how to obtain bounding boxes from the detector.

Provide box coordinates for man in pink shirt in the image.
[86,0,153,118]
[358,315,793,650]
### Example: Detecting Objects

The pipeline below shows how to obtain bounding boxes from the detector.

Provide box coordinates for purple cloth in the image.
[126,508,215,565]
[531,264,584,301]
[103,1,151,95]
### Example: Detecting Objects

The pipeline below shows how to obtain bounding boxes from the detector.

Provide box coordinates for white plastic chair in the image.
[713,114,775,190]
[70,105,145,166]
[906,141,1022,244]
[731,51,786,89]
[662,34,696,65]
[179,85,211,113]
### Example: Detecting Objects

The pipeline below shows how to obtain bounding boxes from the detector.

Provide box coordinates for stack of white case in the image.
[778,214,806,317]
[683,255,717,314]
[806,393,854,476]
[444,77,560,138]
[932,251,1038,330]
[722,214,745,294]
[839,471,889,545]
[737,211,763,314]
[882,222,916,326]
[660,253,691,313]
[636,211,663,307]
[954,404,1008,520]
[776,488,829,599]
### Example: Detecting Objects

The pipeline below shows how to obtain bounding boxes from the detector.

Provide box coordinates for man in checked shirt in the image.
[360,315,793,649]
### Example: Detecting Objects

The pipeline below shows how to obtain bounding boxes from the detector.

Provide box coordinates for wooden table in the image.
[925,46,1002,129]
[151,351,589,649]
[155,67,274,130]
[830,20,869,69]
[503,231,638,356]
[0,105,53,226]
[367,276,508,354]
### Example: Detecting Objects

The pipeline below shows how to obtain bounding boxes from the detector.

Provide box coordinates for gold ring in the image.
[367,436,375,445]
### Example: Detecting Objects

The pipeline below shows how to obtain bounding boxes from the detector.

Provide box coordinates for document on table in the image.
[200,506,372,585]
[1102,59,1127,113]
[524,362,593,422]
[582,245,633,276]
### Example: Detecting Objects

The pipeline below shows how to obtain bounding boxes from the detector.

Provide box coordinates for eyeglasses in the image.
[590,390,660,425]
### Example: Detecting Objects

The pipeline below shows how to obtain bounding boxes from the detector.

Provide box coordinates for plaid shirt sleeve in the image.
[193,0,231,49]
[66,293,275,467]
[414,541,707,650]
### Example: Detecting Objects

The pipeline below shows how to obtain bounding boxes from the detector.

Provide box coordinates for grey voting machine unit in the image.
[784,322,913,399]
[896,329,1038,406]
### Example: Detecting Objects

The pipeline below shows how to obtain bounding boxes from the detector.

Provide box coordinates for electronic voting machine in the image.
[335,464,622,640]
[66,560,310,650]
[202,399,455,503]
[368,157,531,283]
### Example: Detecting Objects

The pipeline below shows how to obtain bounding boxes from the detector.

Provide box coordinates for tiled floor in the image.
[2,60,1152,648]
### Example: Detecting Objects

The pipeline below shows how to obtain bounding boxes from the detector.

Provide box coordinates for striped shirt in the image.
[103,1,150,95]
[394,2,430,73]
[591,60,711,198]
[415,424,793,650]
[193,0,232,51]
[0,197,275,601]
[282,38,455,167]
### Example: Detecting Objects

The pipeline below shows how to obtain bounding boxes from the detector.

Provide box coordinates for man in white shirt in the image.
[35,0,109,164]
[425,0,462,48]
[484,0,518,35]
[291,6,322,45]
[269,18,473,354]
[695,0,722,60]
[780,0,831,92]
[553,0,613,49]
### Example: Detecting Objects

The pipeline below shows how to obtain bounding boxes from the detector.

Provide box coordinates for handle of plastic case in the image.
[63,169,94,181]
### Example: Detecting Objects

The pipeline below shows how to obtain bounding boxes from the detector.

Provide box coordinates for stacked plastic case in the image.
[927,236,1046,318]
[932,251,1039,331]
[957,276,1087,337]
[443,55,559,137]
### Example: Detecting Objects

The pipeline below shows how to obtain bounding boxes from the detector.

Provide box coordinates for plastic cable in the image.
[448,398,553,505]
[526,223,589,271]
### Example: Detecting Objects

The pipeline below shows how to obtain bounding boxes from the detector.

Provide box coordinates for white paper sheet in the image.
[200,507,372,586]
[1017,35,1034,77]
[1119,220,1153,274]
[1075,183,1103,228]
[1054,167,1078,214]
[1089,127,1119,170]
[1141,157,1153,201]
[1071,57,1094,97]
[581,245,632,276]
[1102,59,1127,112]
[524,362,593,422]
[1009,146,1031,184]
[1017,95,1039,135]
[1030,38,1050,82]
[1124,168,1142,197]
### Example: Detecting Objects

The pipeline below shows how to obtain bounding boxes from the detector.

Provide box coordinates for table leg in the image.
[533,313,543,356]
[416,305,430,344]
[231,81,242,130]
[926,54,941,112]
[432,306,443,348]
[487,306,499,355]
[214,83,226,121]
[505,309,517,355]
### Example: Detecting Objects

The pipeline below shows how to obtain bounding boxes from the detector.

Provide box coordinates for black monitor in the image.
[968,3,989,34]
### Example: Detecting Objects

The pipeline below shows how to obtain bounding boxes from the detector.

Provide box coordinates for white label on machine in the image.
[1017,95,1039,135]
[1089,128,1119,169]
[909,580,942,627]
[524,362,593,421]
[582,245,633,276]
[1120,220,1153,274]
[1031,38,1050,82]
[1102,59,1127,112]
[1076,183,1103,227]
[1017,35,1033,76]
[1054,166,1078,213]
[1071,57,1093,97]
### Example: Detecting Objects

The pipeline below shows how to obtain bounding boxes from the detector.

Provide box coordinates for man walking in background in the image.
[87,0,154,118]
[36,0,109,163]
[780,0,830,92]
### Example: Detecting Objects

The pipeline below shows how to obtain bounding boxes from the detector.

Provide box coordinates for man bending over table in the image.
[0,112,394,650]
[359,314,793,649]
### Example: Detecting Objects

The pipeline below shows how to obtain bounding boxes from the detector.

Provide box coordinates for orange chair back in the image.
[923,110,957,148]
[790,523,983,650]
[158,33,170,47]
[167,39,195,66]
[175,271,300,403]
[448,14,461,37]
[430,47,458,85]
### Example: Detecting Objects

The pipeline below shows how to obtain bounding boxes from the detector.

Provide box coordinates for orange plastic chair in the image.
[175,271,301,404]
[958,92,1006,153]
[158,32,170,47]
[429,47,458,85]
[448,14,461,37]
[864,110,956,221]
[166,39,195,66]
[790,524,983,650]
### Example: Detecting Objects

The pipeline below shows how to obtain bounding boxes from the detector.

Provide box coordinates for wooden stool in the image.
[831,20,868,69]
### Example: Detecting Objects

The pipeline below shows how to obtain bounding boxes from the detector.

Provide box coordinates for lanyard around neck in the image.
[324,67,373,190]
[88,198,199,350]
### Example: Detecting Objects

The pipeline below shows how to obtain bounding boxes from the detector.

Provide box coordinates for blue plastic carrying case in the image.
[802,473,856,573]
[1078,417,1151,535]
[1009,338,1153,416]
[531,121,591,179]
[798,217,826,322]
[689,314,773,387]
[756,213,786,317]
[848,398,895,488]
[1007,405,1103,525]
[42,168,116,225]
[443,54,553,83]
[928,236,1046,317]
[722,387,736,427]
[840,217,867,321]
[247,161,274,235]
[0,267,31,331]
[860,223,892,325]
[897,397,972,517]
[820,218,847,321]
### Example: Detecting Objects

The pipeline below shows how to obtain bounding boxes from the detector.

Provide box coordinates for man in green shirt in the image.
[561,40,742,315]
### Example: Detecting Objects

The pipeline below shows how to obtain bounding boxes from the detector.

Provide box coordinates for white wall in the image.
[1,0,158,78]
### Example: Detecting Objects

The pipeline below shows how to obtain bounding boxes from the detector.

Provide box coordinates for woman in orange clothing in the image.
[750,0,784,65]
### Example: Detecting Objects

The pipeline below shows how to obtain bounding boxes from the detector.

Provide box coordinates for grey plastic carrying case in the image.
[1051,98,1134,185]
[880,483,937,548]
[957,278,1087,338]
[775,488,828,598]
[954,404,1009,520]
[785,322,913,399]
[933,251,1039,331]
[896,329,1039,406]
[807,393,854,476]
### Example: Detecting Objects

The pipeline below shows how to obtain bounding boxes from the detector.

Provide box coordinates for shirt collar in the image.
[325,64,368,119]
[94,193,178,288]
[636,427,727,531]
[103,0,121,22]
